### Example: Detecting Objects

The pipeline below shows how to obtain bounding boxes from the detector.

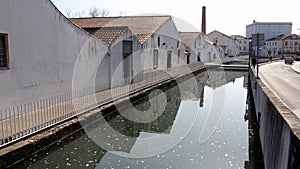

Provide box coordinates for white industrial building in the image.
[206,30,240,57]
[179,32,215,63]
[0,0,108,108]
[246,21,292,40]
[71,16,187,77]
[231,35,249,55]
[0,0,197,109]
[91,26,142,89]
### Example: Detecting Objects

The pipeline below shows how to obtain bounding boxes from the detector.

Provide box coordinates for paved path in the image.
[259,61,300,118]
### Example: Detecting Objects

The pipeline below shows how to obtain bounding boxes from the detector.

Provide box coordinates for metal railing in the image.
[0,62,204,147]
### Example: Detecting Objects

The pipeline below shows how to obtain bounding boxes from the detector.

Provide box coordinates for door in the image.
[167,51,172,68]
[123,41,133,83]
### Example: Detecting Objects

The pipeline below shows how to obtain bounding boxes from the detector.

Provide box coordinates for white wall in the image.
[207,31,239,57]
[188,33,214,64]
[246,23,292,40]
[237,39,249,55]
[266,40,282,57]
[109,31,141,87]
[141,18,185,71]
[0,0,108,107]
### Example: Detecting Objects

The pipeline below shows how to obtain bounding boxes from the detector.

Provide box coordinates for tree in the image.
[89,7,100,17]
[118,10,127,16]
[66,9,72,18]
[66,7,110,18]
[100,9,110,17]
[88,7,110,17]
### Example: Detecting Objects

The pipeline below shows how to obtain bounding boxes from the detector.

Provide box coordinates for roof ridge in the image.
[70,15,171,19]
[70,17,118,19]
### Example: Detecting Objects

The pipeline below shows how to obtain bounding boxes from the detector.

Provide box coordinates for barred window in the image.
[0,33,9,69]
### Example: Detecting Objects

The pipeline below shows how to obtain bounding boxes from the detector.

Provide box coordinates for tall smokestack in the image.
[202,6,206,34]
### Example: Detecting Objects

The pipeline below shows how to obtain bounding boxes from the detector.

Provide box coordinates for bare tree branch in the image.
[118,10,127,16]
[89,7,100,17]
[65,9,72,18]
[100,9,110,17]
[89,7,110,17]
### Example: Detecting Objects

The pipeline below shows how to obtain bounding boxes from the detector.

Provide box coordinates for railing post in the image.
[12,107,16,139]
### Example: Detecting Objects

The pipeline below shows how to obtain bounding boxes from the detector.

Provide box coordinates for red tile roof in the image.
[92,26,130,46]
[179,32,201,47]
[71,15,171,44]
[70,17,117,28]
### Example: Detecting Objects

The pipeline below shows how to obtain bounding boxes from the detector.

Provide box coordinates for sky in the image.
[51,0,300,36]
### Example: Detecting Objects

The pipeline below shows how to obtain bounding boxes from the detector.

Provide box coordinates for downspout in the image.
[108,47,111,88]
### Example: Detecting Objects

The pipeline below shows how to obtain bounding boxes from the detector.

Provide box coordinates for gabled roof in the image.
[70,17,117,28]
[104,15,171,44]
[71,15,171,44]
[266,34,300,41]
[207,30,235,40]
[230,35,247,40]
[282,34,300,40]
[179,32,201,47]
[179,32,214,47]
[266,34,287,41]
[92,26,131,46]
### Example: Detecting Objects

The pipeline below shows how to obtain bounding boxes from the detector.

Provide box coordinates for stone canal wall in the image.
[250,68,300,169]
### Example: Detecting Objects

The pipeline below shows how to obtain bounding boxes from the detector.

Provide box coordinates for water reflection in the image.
[12,70,249,169]
[84,80,200,158]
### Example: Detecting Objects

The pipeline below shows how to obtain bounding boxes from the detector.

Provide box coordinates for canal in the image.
[11,70,263,169]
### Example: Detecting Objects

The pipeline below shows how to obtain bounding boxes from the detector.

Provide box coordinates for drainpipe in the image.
[256,33,259,78]
[108,48,111,88]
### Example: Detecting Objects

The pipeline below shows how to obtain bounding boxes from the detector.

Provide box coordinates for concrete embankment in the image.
[250,67,300,169]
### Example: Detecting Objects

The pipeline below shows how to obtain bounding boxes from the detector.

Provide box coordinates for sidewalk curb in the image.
[291,62,300,74]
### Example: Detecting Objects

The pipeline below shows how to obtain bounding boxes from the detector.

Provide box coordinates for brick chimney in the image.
[201,6,206,34]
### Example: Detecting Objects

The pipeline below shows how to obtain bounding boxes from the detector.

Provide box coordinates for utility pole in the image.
[256,33,259,77]
[251,33,264,78]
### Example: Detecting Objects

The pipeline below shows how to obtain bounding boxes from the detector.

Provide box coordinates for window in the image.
[123,40,133,56]
[167,51,172,68]
[186,53,190,64]
[197,52,201,62]
[177,40,179,48]
[153,49,158,68]
[157,36,160,47]
[285,41,288,46]
[177,49,180,62]
[0,33,9,69]
[123,41,133,78]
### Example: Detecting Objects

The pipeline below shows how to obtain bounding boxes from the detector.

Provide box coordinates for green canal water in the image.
[13,70,261,169]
